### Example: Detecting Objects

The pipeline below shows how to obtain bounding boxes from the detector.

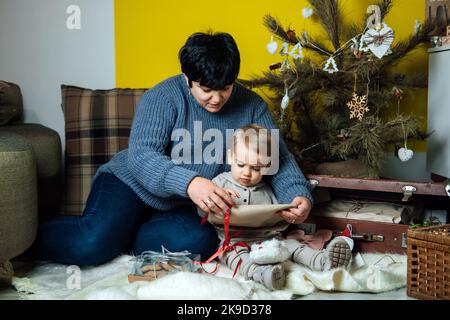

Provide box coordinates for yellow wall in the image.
[115,0,428,151]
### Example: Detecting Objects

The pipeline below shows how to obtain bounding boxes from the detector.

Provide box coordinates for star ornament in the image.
[347,92,369,121]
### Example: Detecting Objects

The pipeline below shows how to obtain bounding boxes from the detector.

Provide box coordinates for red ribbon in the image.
[198,209,249,278]
[200,212,209,225]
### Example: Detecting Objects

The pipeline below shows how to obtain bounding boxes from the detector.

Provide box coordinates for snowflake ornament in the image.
[347,92,369,121]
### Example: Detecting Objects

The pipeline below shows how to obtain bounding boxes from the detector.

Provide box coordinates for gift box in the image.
[128,247,201,283]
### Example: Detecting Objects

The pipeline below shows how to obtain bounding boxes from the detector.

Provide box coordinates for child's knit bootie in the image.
[324,236,353,270]
[250,263,286,290]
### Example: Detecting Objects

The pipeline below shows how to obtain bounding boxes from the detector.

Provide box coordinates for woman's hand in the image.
[187,177,239,216]
[277,196,312,224]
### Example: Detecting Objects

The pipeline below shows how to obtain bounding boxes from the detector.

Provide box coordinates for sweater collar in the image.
[221,171,266,191]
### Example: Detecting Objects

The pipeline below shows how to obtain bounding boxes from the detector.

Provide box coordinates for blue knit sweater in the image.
[95,74,313,210]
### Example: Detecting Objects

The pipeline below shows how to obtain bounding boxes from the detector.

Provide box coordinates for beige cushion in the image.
[0,133,38,262]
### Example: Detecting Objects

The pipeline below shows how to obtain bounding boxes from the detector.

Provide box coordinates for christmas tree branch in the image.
[378,0,393,21]
[308,0,342,50]
[341,0,392,50]
[383,73,428,89]
[263,15,332,56]
[263,15,290,43]
[381,19,435,69]
[238,73,285,91]
[382,115,427,143]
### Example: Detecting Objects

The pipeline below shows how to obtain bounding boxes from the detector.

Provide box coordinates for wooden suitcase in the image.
[299,174,450,254]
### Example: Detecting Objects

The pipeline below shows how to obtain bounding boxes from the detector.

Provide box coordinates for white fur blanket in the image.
[12,253,406,300]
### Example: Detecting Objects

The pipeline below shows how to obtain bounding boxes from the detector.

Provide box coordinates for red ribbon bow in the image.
[198,210,249,278]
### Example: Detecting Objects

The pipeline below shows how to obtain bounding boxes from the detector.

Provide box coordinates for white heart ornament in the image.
[266,36,278,55]
[363,24,394,59]
[398,147,413,162]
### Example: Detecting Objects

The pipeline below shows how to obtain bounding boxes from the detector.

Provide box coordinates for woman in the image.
[32,31,313,265]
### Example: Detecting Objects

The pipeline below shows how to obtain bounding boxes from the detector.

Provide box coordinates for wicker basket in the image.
[407,224,450,300]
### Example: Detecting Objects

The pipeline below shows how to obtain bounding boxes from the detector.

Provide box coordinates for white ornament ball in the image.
[302,7,314,19]
[398,147,414,162]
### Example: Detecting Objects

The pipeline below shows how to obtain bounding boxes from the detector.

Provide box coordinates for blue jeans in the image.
[31,173,219,266]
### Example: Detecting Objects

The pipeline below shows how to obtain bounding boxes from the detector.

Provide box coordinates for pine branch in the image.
[347,116,386,173]
[382,115,427,143]
[378,0,393,21]
[341,0,393,49]
[381,19,435,69]
[341,22,364,43]
[238,73,285,91]
[263,15,290,43]
[263,15,332,56]
[308,0,342,50]
[383,73,428,89]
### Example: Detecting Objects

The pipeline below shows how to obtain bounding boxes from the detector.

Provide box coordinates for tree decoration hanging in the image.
[347,93,369,121]
[267,35,278,55]
[289,43,304,60]
[323,56,339,73]
[361,23,395,59]
[302,7,314,19]
[392,86,414,162]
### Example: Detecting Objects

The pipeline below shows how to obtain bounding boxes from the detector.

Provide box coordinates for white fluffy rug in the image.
[12,253,407,300]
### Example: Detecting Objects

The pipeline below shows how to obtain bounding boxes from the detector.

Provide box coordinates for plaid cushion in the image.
[61,85,147,215]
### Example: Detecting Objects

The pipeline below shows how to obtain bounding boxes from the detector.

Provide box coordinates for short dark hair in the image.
[178,31,240,90]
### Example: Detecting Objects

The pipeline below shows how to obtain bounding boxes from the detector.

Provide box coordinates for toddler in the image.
[199,124,353,290]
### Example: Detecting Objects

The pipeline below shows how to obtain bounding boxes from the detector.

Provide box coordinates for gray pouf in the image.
[0,133,38,263]
[0,124,63,221]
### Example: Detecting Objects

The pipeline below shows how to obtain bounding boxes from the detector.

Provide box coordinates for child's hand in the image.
[277,196,312,224]
[224,188,240,200]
